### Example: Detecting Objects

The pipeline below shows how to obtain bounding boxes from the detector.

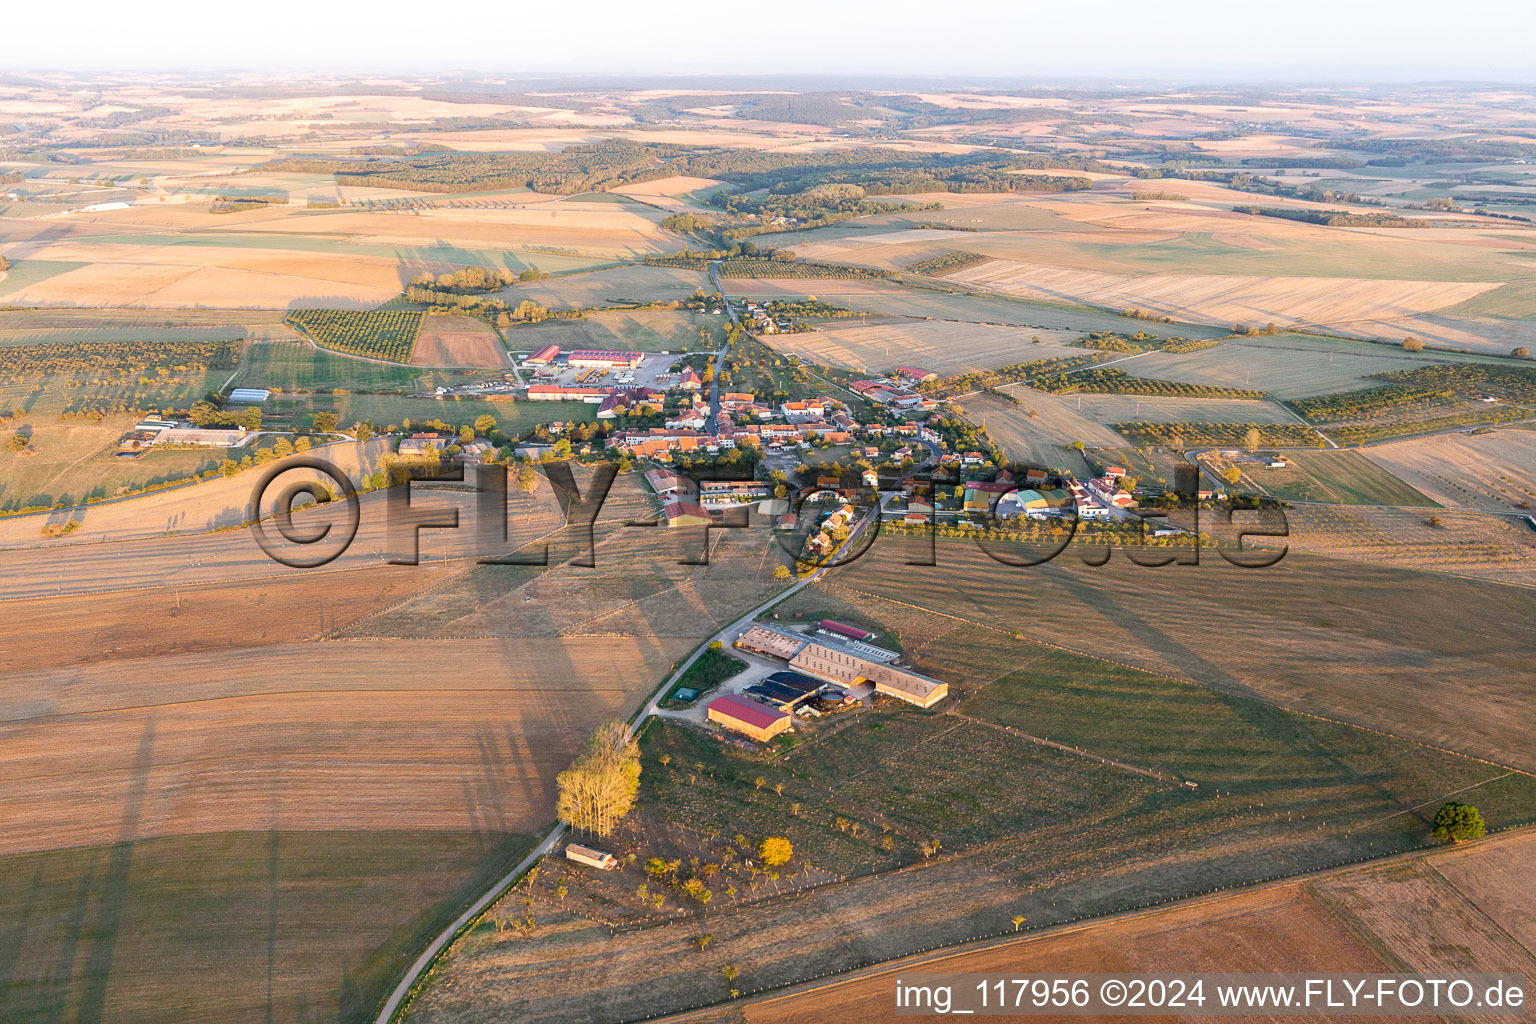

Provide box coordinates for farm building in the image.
[707,693,791,742]
[894,366,938,383]
[817,619,874,642]
[565,844,618,870]
[228,388,270,404]
[734,625,808,660]
[568,349,643,369]
[699,480,770,505]
[662,501,712,528]
[645,468,685,496]
[789,643,948,708]
[154,427,248,447]
[745,670,826,709]
[526,344,561,364]
[745,680,821,709]
[526,385,614,402]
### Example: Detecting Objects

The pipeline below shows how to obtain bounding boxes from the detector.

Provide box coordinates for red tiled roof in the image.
[708,693,788,729]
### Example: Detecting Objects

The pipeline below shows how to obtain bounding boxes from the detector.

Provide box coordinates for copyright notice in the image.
[892,973,1528,1015]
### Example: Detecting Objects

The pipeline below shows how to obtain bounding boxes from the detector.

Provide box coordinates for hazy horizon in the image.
[5,0,1535,83]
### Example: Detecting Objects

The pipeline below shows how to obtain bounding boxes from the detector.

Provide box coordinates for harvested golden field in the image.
[747,830,1536,1024]
[943,258,1497,330]
[0,192,672,309]
[1364,429,1536,511]
[413,313,507,367]
[503,308,723,355]
[610,175,721,208]
[962,390,1119,474]
[1123,336,1441,398]
[772,319,1083,373]
[0,634,686,855]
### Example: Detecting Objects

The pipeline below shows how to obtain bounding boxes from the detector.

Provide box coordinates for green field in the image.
[0,830,536,1024]
[1225,449,1442,506]
[237,341,429,392]
[270,392,594,436]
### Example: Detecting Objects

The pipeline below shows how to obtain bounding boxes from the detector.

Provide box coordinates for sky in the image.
[4,0,1534,81]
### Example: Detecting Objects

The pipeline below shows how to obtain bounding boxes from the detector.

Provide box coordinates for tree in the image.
[1244,427,1262,450]
[1223,465,1242,484]
[352,422,373,444]
[555,720,641,838]
[1402,336,1425,352]
[1514,347,1530,358]
[7,433,27,453]
[1430,802,1485,843]
[758,836,793,868]
[313,412,338,433]
[1012,915,1026,932]
[516,464,539,495]
[773,565,792,581]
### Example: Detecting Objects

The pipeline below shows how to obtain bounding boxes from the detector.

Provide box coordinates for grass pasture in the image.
[236,339,429,392]
[1213,449,1441,506]
[270,391,594,436]
[821,536,1536,772]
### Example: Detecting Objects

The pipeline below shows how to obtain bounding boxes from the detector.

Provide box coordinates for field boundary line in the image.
[948,710,1186,787]
[822,581,1536,779]
[639,825,1536,1024]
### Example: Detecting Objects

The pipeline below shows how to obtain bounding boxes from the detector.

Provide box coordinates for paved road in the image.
[704,260,737,433]
[373,497,886,1024]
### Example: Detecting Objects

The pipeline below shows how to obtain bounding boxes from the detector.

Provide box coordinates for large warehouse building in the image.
[568,349,643,369]
[789,642,948,708]
[707,693,791,742]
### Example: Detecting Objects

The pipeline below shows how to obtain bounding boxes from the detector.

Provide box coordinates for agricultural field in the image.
[821,537,1536,770]
[1031,366,1266,400]
[9,75,1536,1024]
[0,464,725,1022]
[1364,429,1536,510]
[235,339,435,393]
[270,392,593,437]
[412,313,506,367]
[960,390,1119,475]
[1112,420,1322,447]
[746,830,1536,1024]
[1286,362,1536,444]
[1121,334,1446,398]
[503,309,725,357]
[406,624,1536,1024]
[1263,505,1536,587]
[1208,448,1441,506]
[0,829,539,1024]
[769,319,1085,375]
[734,279,1185,338]
[903,250,993,276]
[502,263,709,309]
[288,308,423,362]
